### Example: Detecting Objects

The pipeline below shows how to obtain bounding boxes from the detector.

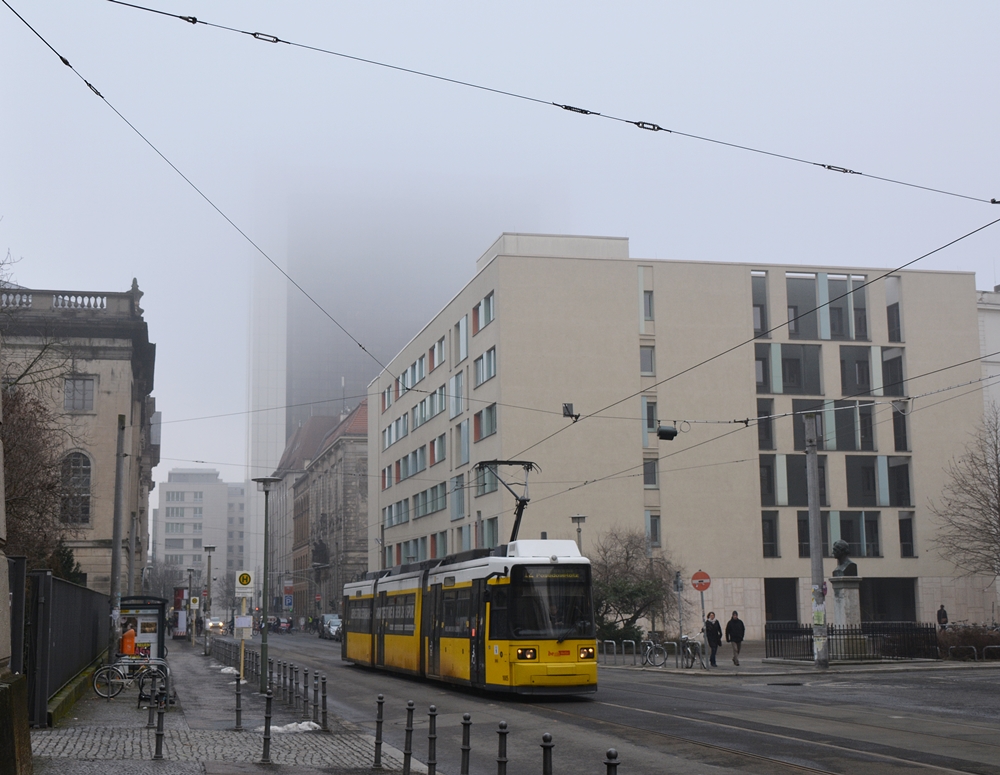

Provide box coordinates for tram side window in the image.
[442,589,471,637]
[347,598,372,633]
[488,586,509,639]
[384,593,416,635]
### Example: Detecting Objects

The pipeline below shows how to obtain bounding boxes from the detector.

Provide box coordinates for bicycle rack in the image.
[602,640,618,665]
[948,645,978,661]
[621,640,637,665]
[984,645,1000,660]
[660,641,679,668]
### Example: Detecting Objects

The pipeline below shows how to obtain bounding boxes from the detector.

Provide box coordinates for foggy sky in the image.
[3,2,999,487]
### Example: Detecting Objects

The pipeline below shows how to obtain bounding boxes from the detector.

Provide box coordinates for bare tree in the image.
[591,528,677,640]
[932,403,1000,579]
[143,559,184,602]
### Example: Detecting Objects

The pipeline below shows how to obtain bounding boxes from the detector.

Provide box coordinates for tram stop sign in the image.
[691,570,711,592]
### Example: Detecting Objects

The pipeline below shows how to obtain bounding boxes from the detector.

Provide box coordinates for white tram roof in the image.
[345,539,588,595]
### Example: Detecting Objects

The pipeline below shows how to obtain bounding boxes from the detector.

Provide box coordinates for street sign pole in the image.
[691,571,711,670]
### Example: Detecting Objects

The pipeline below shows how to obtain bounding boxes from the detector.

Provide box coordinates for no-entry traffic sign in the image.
[691,570,711,591]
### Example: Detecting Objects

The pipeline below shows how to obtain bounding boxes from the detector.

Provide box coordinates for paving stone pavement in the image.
[31,640,421,775]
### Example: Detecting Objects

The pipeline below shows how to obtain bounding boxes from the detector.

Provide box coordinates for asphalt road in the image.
[258,631,1000,775]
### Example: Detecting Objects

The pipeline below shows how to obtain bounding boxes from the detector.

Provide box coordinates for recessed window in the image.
[643,291,654,321]
[762,511,778,557]
[476,466,498,496]
[61,452,91,524]
[474,404,497,441]
[898,512,915,557]
[64,378,95,411]
[640,345,656,376]
[643,458,658,488]
[474,347,496,386]
[648,512,661,547]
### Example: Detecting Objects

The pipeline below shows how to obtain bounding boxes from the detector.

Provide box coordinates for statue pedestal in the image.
[829,576,862,627]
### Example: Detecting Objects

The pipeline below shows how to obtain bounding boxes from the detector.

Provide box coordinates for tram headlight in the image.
[516,647,537,660]
[579,646,595,660]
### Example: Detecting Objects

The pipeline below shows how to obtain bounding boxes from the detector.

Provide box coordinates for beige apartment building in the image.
[369,234,996,638]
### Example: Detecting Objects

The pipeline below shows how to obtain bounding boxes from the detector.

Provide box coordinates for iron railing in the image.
[765,621,939,660]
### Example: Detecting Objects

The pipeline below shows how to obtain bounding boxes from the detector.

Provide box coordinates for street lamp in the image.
[203,545,216,655]
[186,568,195,645]
[253,475,282,694]
[571,515,587,554]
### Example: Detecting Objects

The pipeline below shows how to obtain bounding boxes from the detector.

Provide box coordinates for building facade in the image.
[369,233,996,638]
[0,282,157,595]
[152,469,245,602]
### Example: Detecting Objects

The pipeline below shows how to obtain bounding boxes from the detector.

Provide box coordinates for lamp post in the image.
[203,545,216,655]
[570,515,587,554]
[186,568,195,645]
[253,476,282,694]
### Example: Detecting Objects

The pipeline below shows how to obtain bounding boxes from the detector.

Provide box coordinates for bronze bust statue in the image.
[832,539,858,577]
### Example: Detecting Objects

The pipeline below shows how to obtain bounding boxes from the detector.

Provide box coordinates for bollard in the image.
[427,704,437,775]
[403,700,415,775]
[292,666,299,710]
[460,713,472,775]
[153,691,166,760]
[235,669,243,731]
[496,721,508,775]
[260,689,273,764]
[604,748,619,775]
[268,658,274,692]
[312,674,319,724]
[280,661,286,703]
[373,694,384,770]
[146,672,158,729]
[321,675,328,731]
[540,733,554,775]
[302,668,310,719]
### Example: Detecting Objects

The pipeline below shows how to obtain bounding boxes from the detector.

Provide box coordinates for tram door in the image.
[470,580,487,686]
[425,584,442,677]
[375,591,387,667]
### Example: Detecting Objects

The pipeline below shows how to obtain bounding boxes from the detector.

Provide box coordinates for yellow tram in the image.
[342,539,598,694]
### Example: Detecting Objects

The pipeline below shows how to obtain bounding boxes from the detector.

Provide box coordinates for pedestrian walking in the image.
[937,604,949,631]
[704,612,723,667]
[725,610,745,666]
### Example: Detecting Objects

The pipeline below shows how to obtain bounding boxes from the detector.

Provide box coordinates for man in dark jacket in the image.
[725,610,745,666]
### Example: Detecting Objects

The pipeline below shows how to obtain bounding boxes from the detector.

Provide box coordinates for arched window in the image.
[61,452,91,524]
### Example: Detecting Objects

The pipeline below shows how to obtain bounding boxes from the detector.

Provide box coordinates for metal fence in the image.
[23,570,110,726]
[765,621,939,660]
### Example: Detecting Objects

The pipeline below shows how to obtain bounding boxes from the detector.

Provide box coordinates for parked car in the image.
[319,614,342,640]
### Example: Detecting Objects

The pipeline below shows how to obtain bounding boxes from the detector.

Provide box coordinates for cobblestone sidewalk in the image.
[31,641,419,774]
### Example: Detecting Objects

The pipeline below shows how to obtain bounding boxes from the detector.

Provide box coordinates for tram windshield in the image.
[498,564,595,640]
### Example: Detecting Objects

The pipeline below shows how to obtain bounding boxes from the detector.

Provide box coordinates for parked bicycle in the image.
[680,635,706,669]
[640,639,668,667]
[92,660,167,699]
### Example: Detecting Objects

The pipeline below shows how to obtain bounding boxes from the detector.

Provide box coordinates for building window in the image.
[474,347,497,386]
[780,344,822,395]
[647,512,661,548]
[455,420,470,465]
[450,475,465,521]
[640,345,655,376]
[757,399,773,450]
[645,400,657,436]
[60,452,91,524]
[430,433,446,466]
[166,491,185,502]
[752,272,769,337]
[643,458,658,489]
[797,511,830,558]
[192,538,203,549]
[474,404,497,441]
[840,346,871,396]
[643,290,654,321]
[193,523,202,533]
[785,454,828,506]
[64,377,95,411]
[166,522,184,533]
[449,372,464,418]
[192,491,203,502]
[787,306,799,335]
[882,349,905,397]
[165,555,184,565]
[454,315,468,363]
[762,511,778,557]
[786,273,819,339]
[759,455,775,506]
[887,302,902,343]
[192,507,202,519]
[898,512,915,557]
[893,407,908,451]
[165,507,184,519]
[484,517,499,548]
[755,343,771,394]
[476,466,498,496]
[473,292,495,334]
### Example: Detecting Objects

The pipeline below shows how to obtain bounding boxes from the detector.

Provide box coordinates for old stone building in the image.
[0,281,158,595]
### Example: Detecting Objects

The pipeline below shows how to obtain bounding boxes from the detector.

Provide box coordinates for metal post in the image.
[261,689,273,764]
[402,700,415,775]
[312,673,319,724]
[292,665,298,710]
[427,705,437,775]
[675,570,683,668]
[108,415,126,661]
[252,476,282,695]
[281,661,287,703]
[302,668,309,718]
[321,675,328,731]
[153,691,166,760]
[805,413,830,669]
[373,694,384,769]
[699,589,708,670]
[460,713,472,775]
[540,733,554,775]
[268,658,274,692]
[127,512,137,597]
[146,673,157,728]
[604,748,620,775]
[496,721,508,775]
[235,668,243,731]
